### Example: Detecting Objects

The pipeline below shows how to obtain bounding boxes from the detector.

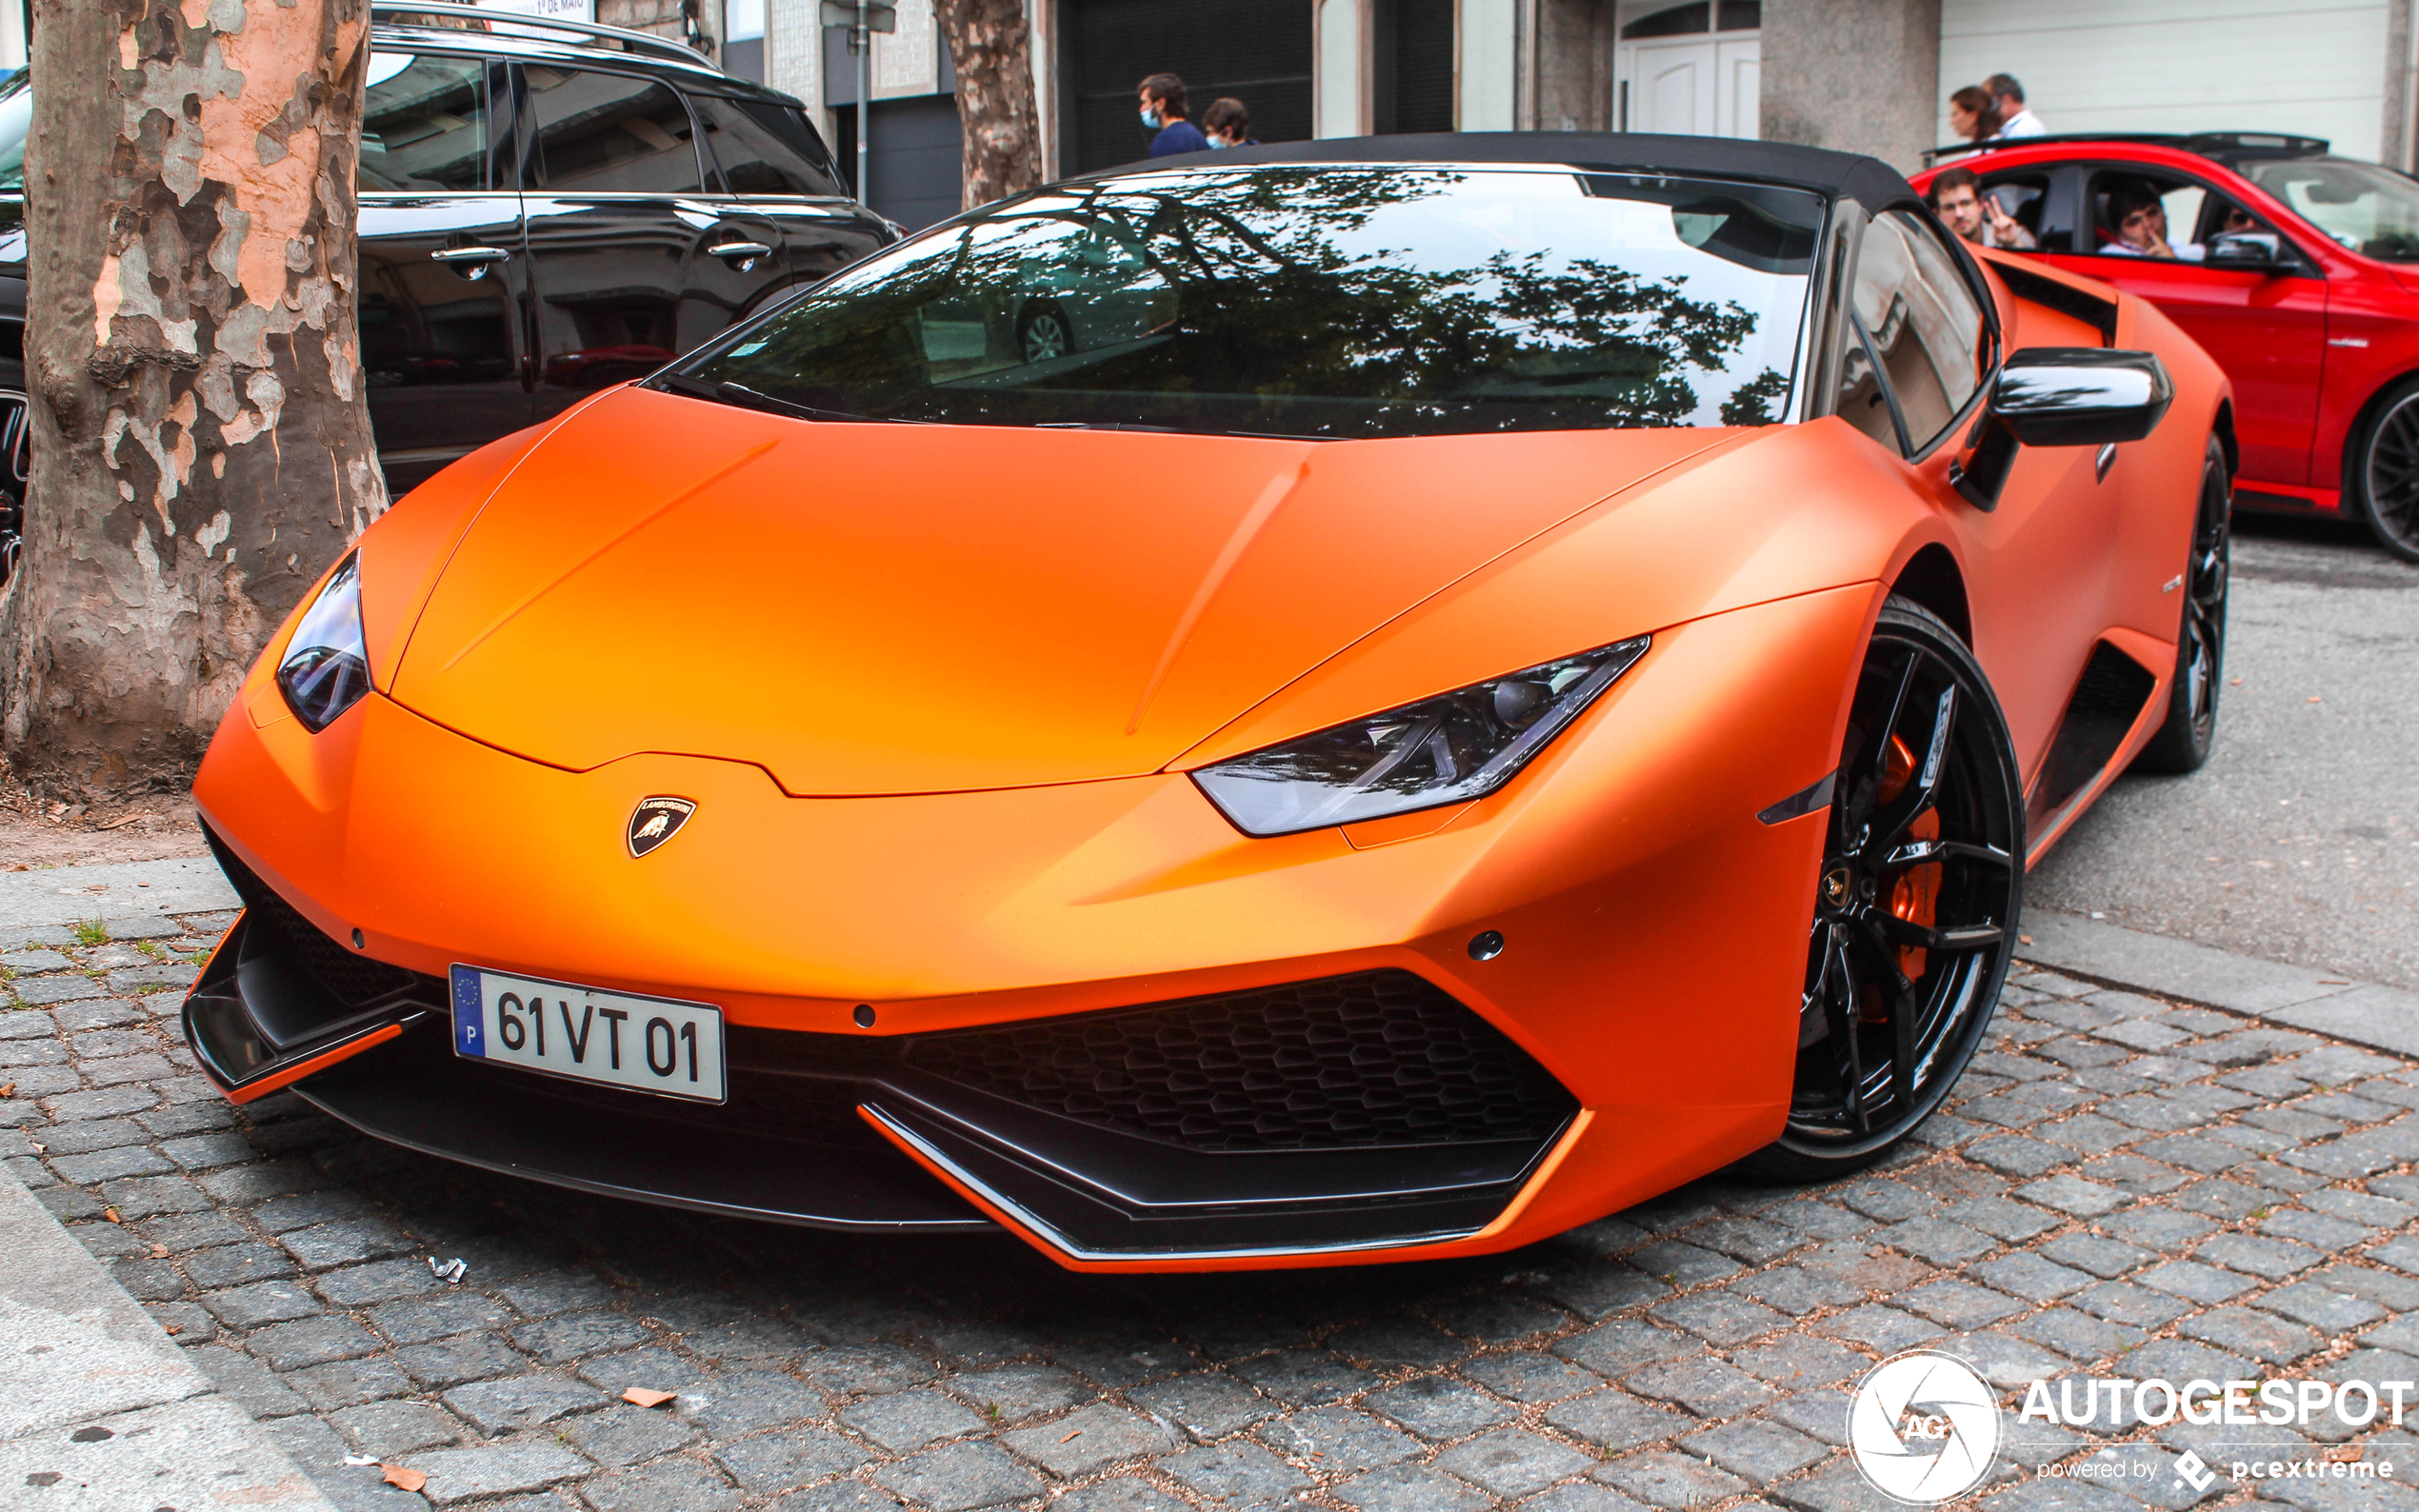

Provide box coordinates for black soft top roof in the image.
[1101,132,1920,214]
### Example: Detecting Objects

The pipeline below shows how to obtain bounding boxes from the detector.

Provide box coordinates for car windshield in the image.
[2241,155,2419,262]
[664,165,1824,439]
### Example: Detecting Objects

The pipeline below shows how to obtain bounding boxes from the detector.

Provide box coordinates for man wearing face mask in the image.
[1203,98,1254,149]
[1138,73,1208,156]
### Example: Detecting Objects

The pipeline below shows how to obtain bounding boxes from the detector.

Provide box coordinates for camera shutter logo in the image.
[1848,1350,2001,1503]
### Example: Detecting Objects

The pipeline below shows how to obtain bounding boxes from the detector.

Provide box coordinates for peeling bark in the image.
[931,0,1041,212]
[0,0,383,799]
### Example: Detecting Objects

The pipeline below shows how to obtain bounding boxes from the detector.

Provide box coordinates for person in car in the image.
[2105,181,2204,261]
[1948,87,2001,145]
[1930,167,2036,249]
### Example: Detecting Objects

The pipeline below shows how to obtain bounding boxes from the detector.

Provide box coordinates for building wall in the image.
[1759,0,1940,172]
[1939,0,2393,165]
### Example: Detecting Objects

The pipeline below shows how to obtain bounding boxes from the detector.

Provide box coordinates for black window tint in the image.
[526,67,706,192]
[362,53,491,191]
[1849,211,1987,452]
[690,94,846,196]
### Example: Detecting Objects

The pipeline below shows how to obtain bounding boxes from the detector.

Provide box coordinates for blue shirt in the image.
[1150,120,1209,157]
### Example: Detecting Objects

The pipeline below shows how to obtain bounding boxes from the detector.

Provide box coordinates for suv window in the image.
[362,52,494,191]
[525,66,708,193]
[1848,210,1989,452]
[690,93,846,197]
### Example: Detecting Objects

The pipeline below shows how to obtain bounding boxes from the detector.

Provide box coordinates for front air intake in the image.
[903,968,1576,1153]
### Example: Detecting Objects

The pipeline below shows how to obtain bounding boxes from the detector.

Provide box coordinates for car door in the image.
[2043,165,2325,486]
[1837,208,2114,777]
[516,63,792,421]
[356,50,534,494]
[681,90,891,288]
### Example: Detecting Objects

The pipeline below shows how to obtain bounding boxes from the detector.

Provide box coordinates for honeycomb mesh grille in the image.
[904,970,1576,1152]
[204,826,425,1010]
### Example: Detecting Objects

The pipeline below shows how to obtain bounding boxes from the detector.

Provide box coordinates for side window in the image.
[1847,212,1989,453]
[689,94,847,197]
[1975,170,2064,252]
[2089,169,2249,261]
[362,52,492,191]
[525,67,707,193]
[1835,317,1901,450]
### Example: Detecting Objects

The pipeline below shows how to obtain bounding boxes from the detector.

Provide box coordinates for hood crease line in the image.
[429,436,783,679]
[1123,457,1312,736]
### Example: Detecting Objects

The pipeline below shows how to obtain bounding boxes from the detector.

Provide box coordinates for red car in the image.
[1915,132,2419,560]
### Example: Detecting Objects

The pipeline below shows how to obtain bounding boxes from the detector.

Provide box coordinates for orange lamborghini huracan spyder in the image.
[184,135,2232,1272]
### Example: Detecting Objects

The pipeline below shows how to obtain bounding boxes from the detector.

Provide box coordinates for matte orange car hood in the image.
[387,387,1731,795]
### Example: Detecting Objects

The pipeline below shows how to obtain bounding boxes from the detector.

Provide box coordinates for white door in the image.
[1718,38,1760,139]
[1622,33,1761,139]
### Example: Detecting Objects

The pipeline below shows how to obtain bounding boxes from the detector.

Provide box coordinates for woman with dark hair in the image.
[1948,86,2001,145]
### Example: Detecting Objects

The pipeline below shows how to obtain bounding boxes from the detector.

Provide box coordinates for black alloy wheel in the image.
[1017,302,1074,363]
[2133,434,2231,774]
[1750,597,2024,1180]
[2354,379,2419,562]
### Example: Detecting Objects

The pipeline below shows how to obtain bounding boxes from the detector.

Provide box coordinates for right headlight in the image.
[1192,637,1651,837]
[275,552,370,732]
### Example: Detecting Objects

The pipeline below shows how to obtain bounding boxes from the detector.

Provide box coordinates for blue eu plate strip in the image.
[450,965,485,1057]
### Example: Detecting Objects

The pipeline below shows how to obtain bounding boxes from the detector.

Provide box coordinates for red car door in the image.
[2043,167,2325,486]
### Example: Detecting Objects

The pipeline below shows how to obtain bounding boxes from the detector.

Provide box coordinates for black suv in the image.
[0,4,895,582]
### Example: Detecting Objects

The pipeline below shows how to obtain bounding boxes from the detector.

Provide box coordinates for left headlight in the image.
[1192,636,1651,837]
[276,552,370,732]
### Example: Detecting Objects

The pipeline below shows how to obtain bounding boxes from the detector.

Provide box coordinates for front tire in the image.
[1747,597,2025,1182]
[2132,433,2231,774]
[2350,378,2419,562]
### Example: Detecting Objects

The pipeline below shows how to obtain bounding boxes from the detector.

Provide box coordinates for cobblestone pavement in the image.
[8,911,2419,1512]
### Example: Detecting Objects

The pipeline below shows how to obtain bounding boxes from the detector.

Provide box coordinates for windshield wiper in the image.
[656,372,883,425]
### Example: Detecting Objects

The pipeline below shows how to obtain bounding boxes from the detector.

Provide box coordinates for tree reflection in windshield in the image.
[669,165,1822,440]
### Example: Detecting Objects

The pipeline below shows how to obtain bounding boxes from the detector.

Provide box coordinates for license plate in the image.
[450,965,726,1104]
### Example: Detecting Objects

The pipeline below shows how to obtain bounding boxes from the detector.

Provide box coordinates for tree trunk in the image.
[0,0,383,799]
[931,0,1042,211]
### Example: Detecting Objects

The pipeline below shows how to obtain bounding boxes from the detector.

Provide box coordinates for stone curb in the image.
[0,855,241,930]
[0,1152,337,1508]
[2019,905,2419,1056]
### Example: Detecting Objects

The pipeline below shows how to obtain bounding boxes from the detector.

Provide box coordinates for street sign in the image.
[819,0,896,31]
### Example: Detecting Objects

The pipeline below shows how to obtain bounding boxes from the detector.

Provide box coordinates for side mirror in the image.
[2206,230,2287,269]
[1950,348,2173,509]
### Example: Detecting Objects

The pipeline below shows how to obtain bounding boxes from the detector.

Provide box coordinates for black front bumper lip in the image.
[180,897,1574,1259]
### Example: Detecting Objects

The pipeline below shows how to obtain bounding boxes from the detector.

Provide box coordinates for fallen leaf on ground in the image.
[163,1324,182,1336]
[96,814,142,831]
[2328,1444,2364,1463]
[2309,695,2324,703]
[0,1083,15,1098]
[2018,934,2032,945]
[622,1388,676,1408]
[382,1465,427,1492]
[1060,1429,1084,1443]
[103,1207,121,1224]
[149,1243,169,1258]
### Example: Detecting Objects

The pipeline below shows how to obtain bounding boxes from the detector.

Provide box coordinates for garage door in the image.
[1059,0,1312,175]
[1939,0,2391,164]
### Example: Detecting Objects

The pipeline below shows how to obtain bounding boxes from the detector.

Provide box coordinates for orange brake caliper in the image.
[1876,733,1941,985]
